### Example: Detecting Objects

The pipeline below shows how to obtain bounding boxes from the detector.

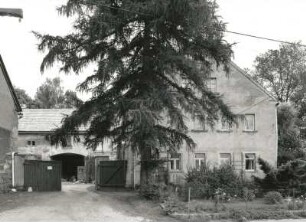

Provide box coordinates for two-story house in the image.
[125,62,278,186]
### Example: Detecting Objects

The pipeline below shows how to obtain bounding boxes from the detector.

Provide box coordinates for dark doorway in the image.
[51,153,84,181]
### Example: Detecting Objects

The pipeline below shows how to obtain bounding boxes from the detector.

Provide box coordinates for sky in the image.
[0,0,306,100]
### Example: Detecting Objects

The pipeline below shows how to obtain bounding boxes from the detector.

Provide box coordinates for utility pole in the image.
[0,8,23,19]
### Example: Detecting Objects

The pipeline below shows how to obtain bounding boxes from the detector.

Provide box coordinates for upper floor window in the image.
[192,114,206,132]
[195,153,206,170]
[207,78,217,92]
[220,117,231,131]
[27,140,36,146]
[244,114,255,131]
[219,153,231,166]
[245,153,256,171]
[170,153,181,171]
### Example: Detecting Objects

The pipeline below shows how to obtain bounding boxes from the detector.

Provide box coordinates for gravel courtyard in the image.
[0,183,179,222]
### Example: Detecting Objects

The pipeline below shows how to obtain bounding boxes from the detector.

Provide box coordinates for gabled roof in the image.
[0,55,22,112]
[230,62,277,102]
[18,109,86,133]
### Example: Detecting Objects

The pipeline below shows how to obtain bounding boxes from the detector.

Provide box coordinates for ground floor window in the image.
[219,153,231,166]
[195,153,206,170]
[245,153,256,171]
[170,153,181,171]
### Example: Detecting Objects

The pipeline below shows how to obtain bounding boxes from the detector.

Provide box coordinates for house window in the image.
[220,117,231,131]
[207,78,217,92]
[192,114,206,132]
[27,140,36,146]
[244,114,255,131]
[195,153,205,170]
[245,153,256,171]
[170,153,181,171]
[219,153,231,166]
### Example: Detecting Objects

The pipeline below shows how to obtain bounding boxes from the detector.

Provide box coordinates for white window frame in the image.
[207,78,217,93]
[194,153,206,170]
[244,152,257,172]
[219,116,231,131]
[169,153,181,171]
[219,153,232,166]
[192,113,206,132]
[244,114,255,131]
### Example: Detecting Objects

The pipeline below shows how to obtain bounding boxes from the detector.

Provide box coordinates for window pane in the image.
[32,141,35,146]
[207,78,217,92]
[245,153,256,170]
[195,153,205,159]
[245,114,255,131]
[170,160,174,170]
[27,141,31,146]
[220,153,231,165]
[176,159,180,170]
[170,153,180,158]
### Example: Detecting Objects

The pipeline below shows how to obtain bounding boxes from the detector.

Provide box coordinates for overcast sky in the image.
[0,0,305,99]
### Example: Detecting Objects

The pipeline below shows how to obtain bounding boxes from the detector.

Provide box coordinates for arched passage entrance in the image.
[51,153,85,181]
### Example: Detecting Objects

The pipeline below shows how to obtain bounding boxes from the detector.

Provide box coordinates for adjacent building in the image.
[0,55,22,191]
[17,109,114,185]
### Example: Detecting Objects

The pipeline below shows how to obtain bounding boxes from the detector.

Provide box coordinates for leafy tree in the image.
[253,43,306,103]
[34,0,233,184]
[277,104,304,166]
[14,86,33,108]
[35,77,65,108]
[34,77,82,108]
[64,90,83,108]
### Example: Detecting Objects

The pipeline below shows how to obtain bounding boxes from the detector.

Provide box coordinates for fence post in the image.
[188,187,191,221]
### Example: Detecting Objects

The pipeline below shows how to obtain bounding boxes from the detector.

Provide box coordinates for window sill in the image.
[217,129,233,133]
[243,130,258,133]
[244,169,256,173]
[190,129,208,133]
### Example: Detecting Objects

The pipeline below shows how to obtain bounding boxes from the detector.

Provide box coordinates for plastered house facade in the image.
[126,63,278,186]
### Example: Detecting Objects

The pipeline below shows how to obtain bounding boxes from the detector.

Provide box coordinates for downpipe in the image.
[11,152,17,191]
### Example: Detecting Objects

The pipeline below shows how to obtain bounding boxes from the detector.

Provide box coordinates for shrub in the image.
[184,164,254,199]
[264,191,283,204]
[255,158,306,196]
[139,182,170,200]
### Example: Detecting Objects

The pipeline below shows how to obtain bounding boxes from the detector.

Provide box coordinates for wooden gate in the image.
[96,160,127,188]
[24,160,61,191]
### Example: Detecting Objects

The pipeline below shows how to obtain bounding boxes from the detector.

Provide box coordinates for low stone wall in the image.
[0,172,11,192]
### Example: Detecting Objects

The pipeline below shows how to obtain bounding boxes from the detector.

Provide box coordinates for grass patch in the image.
[163,198,306,221]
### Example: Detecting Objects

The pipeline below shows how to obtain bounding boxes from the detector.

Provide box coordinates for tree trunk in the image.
[140,146,153,186]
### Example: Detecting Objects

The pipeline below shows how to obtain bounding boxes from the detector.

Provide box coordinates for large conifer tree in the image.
[34,0,233,184]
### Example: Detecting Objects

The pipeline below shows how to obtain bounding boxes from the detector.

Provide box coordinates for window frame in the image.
[194,153,206,170]
[219,153,232,166]
[191,113,207,132]
[169,153,181,171]
[244,152,257,172]
[207,77,217,93]
[244,114,255,132]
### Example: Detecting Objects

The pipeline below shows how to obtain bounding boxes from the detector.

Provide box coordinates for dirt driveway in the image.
[0,183,180,222]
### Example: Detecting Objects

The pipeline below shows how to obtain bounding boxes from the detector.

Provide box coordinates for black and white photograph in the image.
[0,0,305,221]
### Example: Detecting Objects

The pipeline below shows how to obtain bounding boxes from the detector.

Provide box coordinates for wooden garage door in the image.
[24,160,61,191]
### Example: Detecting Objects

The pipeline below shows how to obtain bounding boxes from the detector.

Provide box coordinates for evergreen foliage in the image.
[34,0,233,184]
